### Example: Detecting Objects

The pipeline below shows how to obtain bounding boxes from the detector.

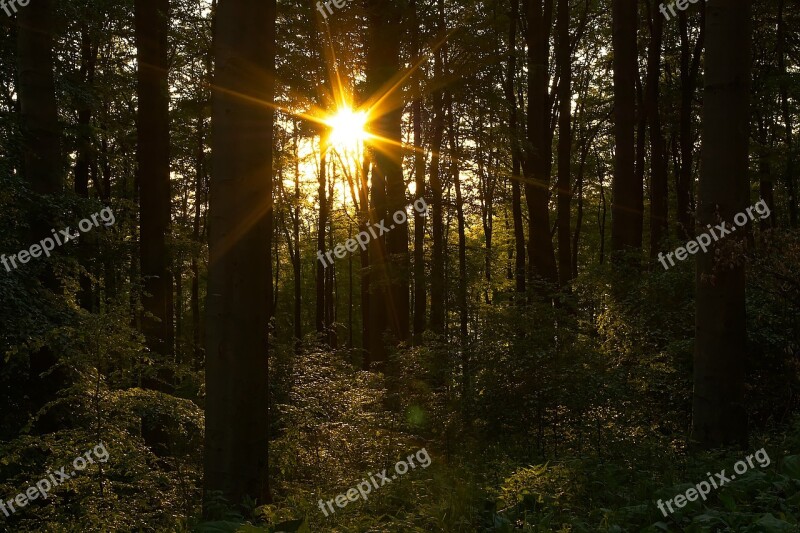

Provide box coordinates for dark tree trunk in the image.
[364,0,407,367]
[778,0,797,227]
[756,114,775,230]
[17,0,63,432]
[523,0,558,284]
[646,2,669,259]
[293,137,302,345]
[204,0,276,509]
[676,7,705,241]
[429,0,447,333]
[76,25,98,310]
[191,113,205,368]
[136,0,173,358]
[316,142,329,336]
[611,0,641,253]
[691,0,751,450]
[555,0,572,286]
[506,0,526,296]
[411,0,427,343]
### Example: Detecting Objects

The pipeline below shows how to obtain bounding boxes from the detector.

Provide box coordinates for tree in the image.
[411,0,427,342]
[364,0,408,366]
[676,6,704,242]
[136,0,173,358]
[428,0,447,334]
[204,0,276,508]
[555,0,572,285]
[645,0,668,260]
[17,0,60,196]
[691,0,751,449]
[506,0,526,295]
[523,0,558,284]
[17,0,63,430]
[610,0,641,253]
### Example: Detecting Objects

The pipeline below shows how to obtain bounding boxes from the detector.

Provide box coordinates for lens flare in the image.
[325,107,368,151]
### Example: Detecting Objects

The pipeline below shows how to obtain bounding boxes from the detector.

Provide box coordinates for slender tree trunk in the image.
[76,25,98,310]
[777,0,797,227]
[692,0,751,449]
[316,142,329,336]
[358,158,371,366]
[611,0,641,253]
[136,0,173,358]
[412,0,427,342]
[555,0,572,286]
[191,113,205,367]
[676,7,705,240]
[204,0,276,508]
[293,136,302,345]
[756,114,775,230]
[448,96,467,342]
[506,0,526,295]
[326,177,337,347]
[429,0,447,333]
[646,2,669,259]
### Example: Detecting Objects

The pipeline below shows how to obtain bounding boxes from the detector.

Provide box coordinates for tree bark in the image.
[646,2,669,259]
[611,0,641,253]
[506,0,526,296]
[555,0,572,286]
[676,7,705,241]
[777,0,797,227]
[316,141,329,336]
[17,0,63,432]
[204,0,276,508]
[429,0,447,333]
[136,0,173,358]
[523,0,558,284]
[411,0,427,343]
[691,0,751,449]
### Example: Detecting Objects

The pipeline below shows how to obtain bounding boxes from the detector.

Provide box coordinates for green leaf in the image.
[781,455,800,480]
[753,513,796,532]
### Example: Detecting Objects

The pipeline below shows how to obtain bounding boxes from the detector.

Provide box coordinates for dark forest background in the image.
[1,0,800,531]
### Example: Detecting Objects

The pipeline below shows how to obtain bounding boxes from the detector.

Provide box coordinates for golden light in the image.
[325,107,368,152]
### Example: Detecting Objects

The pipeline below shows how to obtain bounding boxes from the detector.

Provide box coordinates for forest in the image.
[1,0,800,531]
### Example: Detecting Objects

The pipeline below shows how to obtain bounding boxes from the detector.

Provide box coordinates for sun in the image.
[325,107,368,152]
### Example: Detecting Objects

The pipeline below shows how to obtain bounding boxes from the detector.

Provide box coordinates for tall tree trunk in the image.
[412,0,427,343]
[358,158,371,366]
[691,0,751,449]
[676,7,705,241]
[611,0,641,254]
[777,0,797,227]
[293,133,302,345]
[364,0,407,367]
[136,0,173,358]
[507,0,526,296]
[17,0,60,197]
[555,0,572,286]
[192,113,205,367]
[326,178,337,347]
[76,25,98,310]
[17,0,63,430]
[429,0,447,333]
[204,0,276,509]
[646,2,669,259]
[524,0,558,284]
[448,96,467,341]
[756,114,775,230]
[316,142,329,336]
